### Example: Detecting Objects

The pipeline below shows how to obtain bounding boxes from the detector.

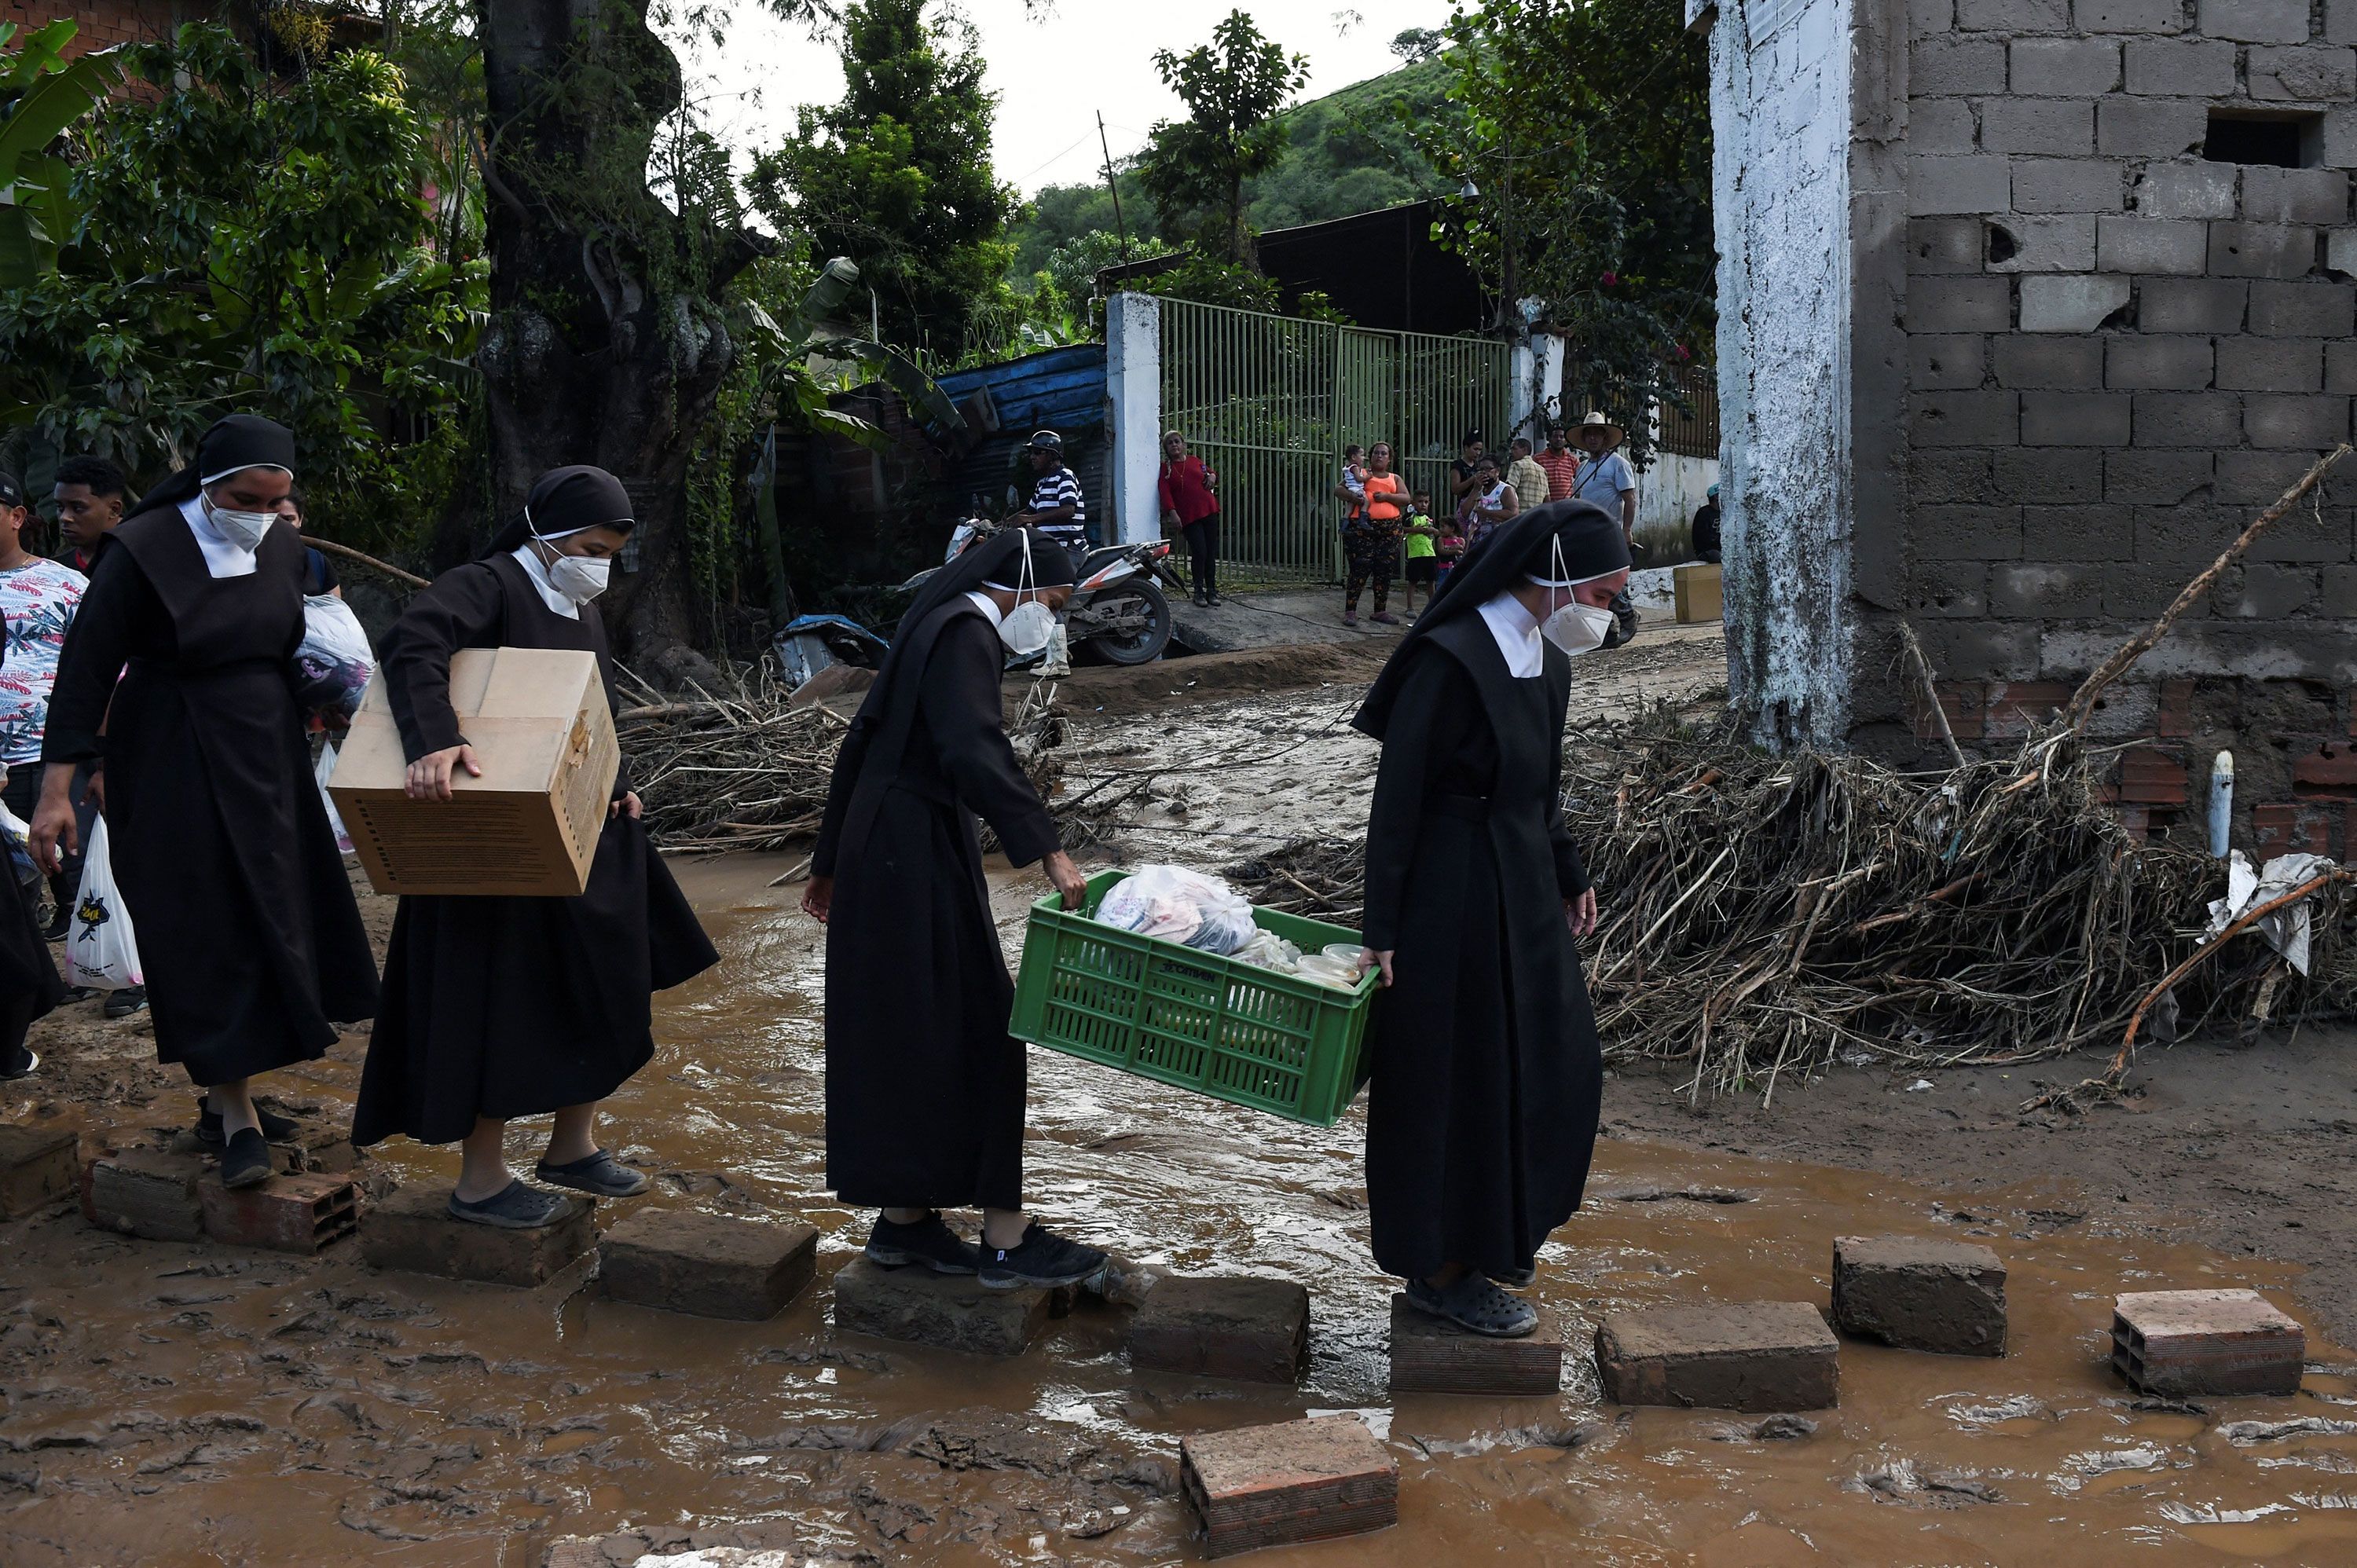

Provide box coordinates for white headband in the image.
[200,463,291,486]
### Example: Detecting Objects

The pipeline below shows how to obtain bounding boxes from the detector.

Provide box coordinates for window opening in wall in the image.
[2203,111,2322,168]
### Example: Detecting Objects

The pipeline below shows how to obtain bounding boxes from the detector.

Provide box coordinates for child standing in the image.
[1399,489,1439,616]
[1434,512,1466,590]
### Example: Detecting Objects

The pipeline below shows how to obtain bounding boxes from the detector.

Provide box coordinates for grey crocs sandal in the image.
[448,1180,569,1229]
[533,1148,650,1198]
[1405,1273,1540,1338]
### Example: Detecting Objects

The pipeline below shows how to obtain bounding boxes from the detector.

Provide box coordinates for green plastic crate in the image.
[1009,868,1379,1126]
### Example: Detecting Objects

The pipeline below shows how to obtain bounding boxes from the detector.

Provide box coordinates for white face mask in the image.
[989,532,1058,656]
[527,505,612,605]
[202,493,276,553]
[1530,539,1618,657]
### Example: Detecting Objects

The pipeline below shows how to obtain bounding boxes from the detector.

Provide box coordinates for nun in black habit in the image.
[28,416,378,1188]
[802,527,1109,1290]
[351,466,719,1229]
[1353,500,1630,1337]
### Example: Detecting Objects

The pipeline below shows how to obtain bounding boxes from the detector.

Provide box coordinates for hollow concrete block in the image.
[2113,1288,2304,1397]
[1596,1302,1840,1412]
[600,1207,819,1321]
[200,1171,358,1255]
[81,1150,207,1242]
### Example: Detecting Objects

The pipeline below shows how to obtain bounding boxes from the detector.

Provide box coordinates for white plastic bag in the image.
[1095,865,1258,955]
[67,818,141,991]
[315,740,353,855]
[293,593,376,718]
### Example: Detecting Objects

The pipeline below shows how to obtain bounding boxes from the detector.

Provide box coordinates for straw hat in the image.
[1574,410,1624,447]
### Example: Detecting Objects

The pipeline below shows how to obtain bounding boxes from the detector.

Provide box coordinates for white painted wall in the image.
[1710,0,1857,745]
[1635,452,1721,555]
[1104,292,1163,548]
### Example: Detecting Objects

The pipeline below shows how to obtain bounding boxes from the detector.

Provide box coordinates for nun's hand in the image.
[1044,850,1087,910]
[801,874,833,923]
[610,790,643,820]
[1567,889,1599,938]
[405,744,482,800]
[1373,951,1395,987]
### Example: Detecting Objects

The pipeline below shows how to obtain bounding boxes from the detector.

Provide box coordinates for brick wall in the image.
[1,3,213,51]
[1706,0,2357,859]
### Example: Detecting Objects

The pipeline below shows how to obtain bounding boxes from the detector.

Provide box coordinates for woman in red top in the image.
[1157,431,1222,606]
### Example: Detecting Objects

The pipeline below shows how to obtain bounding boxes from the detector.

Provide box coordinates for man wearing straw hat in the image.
[1567,412,1638,547]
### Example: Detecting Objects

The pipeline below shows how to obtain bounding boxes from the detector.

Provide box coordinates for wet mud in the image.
[8,637,2357,1565]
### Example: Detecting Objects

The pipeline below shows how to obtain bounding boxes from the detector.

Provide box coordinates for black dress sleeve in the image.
[581,606,632,799]
[1362,647,1476,952]
[382,563,505,763]
[40,544,158,766]
[1545,690,1590,900]
[921,613,1060,868]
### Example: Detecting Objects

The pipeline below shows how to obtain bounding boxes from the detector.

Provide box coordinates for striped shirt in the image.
[1028,467,1087,544]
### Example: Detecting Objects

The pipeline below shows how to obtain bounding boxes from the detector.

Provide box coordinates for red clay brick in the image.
[1984,680,2073,738]
[1181,1416,1397,1558]
[2119,748,2190,807]
[1922,680,1986,742]
[2113,1289,2303,1398]
[2254,801,2333,855]
[2158,679,2195,739]
[199,1171,357,1254]
[2117,804,2153,839]
[2293,742,2357,795]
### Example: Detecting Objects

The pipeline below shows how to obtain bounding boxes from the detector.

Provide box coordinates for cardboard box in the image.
[329,647,618,896]
[1675,562,1723,625]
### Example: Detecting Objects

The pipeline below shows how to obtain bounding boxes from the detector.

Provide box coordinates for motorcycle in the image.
[918,514,1178,668]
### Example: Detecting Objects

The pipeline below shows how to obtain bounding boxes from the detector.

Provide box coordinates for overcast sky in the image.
[670,2,1446,196]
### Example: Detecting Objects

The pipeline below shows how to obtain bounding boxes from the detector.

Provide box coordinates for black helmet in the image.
[1027,430,1064,454]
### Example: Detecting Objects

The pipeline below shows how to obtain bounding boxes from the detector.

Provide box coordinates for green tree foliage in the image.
[1137,9,1308,267]
[747,0,1021,361]
[1409,0,1712,460]
[0,21,481,541]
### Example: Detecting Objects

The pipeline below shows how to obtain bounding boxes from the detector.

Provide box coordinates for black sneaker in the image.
[865,1211,981,1275]
[104,986,145,1020]
[448,1180,569,1229]
[533,1149,649,1198]
[977,1222,1106,1291]
[219,1127,273,1189]
[196,1097,302,1148]
[41,910,69,942]
[0,1048,36,1082]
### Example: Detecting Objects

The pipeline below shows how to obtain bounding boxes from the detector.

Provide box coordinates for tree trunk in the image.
[474,0,763,687]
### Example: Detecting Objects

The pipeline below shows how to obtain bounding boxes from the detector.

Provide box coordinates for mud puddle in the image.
[5,852,2355,1566]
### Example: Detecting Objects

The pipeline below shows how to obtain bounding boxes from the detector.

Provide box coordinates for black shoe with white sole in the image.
[219,1127,273,1189]
[104,986,146,1020]
[977,1222,1106,1290]
[448,1180,569,1229]
[865,1211,981,1275]
[196,1097,302,1148]
[0,1048,36,1082]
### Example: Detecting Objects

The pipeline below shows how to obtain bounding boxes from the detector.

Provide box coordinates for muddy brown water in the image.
[6,854,2357,1566]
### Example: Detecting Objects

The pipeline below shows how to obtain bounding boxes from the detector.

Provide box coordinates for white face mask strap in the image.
[1018,531,1036,603]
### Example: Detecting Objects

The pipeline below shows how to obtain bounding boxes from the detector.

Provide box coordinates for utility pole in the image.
[1098,111,1132,266]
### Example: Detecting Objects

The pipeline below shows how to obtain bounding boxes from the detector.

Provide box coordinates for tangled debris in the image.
[1230,710,2354,1100]
[619,667,1129,855]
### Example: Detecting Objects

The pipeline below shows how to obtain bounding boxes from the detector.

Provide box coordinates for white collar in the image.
[1477,590,1545,679]
[177,493,262,579]
[964,590,1005,628]
[511,543,581,620]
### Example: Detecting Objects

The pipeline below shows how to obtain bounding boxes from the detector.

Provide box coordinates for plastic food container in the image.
[1009,869,1380,1125]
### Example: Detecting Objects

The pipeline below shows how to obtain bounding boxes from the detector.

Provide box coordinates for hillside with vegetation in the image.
[1008,57,1448,283]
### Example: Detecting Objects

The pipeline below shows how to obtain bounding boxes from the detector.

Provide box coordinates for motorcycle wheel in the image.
[1080,581,1172,666]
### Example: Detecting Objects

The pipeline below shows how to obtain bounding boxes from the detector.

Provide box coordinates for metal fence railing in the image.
[1657,366,1721,460]
[1155,296,1513,582]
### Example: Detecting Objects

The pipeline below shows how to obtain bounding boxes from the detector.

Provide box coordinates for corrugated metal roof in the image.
[933,344,1108,440]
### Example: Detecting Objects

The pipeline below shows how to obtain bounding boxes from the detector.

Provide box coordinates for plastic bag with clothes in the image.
[67,818,141,990]
[293,593,376,719]
[1095,864,1259,956]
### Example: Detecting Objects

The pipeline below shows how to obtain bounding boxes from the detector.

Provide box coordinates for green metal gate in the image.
[1155,296,1512,582]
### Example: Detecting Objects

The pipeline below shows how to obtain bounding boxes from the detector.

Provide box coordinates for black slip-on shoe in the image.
[103,986,145,1020]
[533,1149,648,1198]
[40,911,69,942]
[977,1222,1107,1291]
[1486,1265,1537,1288]
[448,1180,569,1229]
[219,1127,273,1189]
[0,1049,37,1082]
[865,1211,982,1274]
[196,1097,301,1149]
[1403,1274,1538,1339]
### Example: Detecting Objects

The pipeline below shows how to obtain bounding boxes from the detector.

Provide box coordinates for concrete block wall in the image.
[1709,0,2357,852]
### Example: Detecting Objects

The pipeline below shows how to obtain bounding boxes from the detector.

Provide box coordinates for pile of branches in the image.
[618,666,1118,855]
[1230,713,2354,1097]
[1235,445,2357,1100]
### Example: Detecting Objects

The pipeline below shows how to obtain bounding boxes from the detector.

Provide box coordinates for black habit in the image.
[352,551,717,1146]
[1,614,64,1049]
[812,534,1064,1211]
[1354,501,1621,1280]
[40,501,378,1085]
